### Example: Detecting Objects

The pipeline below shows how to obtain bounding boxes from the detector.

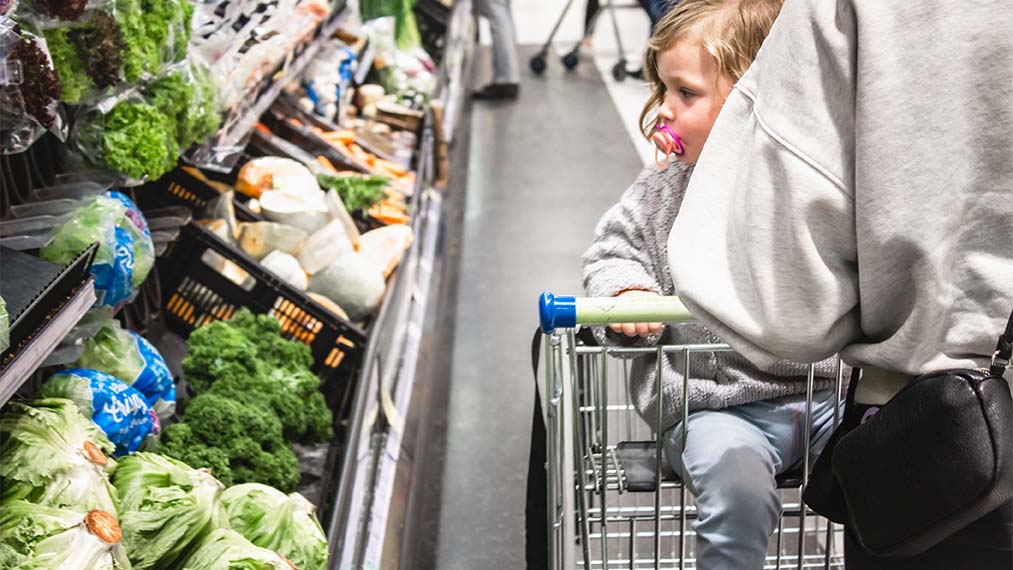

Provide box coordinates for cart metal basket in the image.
[538,293,847,569]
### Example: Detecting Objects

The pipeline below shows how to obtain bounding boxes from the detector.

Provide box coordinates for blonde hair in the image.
[639,0,783,139]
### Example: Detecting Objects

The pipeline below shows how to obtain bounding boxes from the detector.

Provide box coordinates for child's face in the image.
[655,40,735,164]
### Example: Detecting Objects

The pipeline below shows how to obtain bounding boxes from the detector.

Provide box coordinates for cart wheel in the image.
[562,51,579,71]
[611,61,627,82]
[530,54,547,75]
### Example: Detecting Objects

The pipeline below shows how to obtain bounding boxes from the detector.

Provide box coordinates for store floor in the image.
[413,46,645,569]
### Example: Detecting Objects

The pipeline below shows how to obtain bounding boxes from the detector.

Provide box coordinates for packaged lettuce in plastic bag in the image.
[147,59,220,151]
[39,192,154,308]
[40,193,134,308]
[74,317,176,418]
[106,190,153,288]
[42,368,158,456]
[1,18,66,153]
[71,93,177,183]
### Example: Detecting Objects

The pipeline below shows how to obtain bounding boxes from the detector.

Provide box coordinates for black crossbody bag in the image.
[803,307,1013,558]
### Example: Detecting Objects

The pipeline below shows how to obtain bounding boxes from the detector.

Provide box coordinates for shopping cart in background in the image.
[537,292,848,569]
[529,0,663,81]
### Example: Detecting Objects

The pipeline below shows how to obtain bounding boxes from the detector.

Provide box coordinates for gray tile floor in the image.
[430,46,644,569]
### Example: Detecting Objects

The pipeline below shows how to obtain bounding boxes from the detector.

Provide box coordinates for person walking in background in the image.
[473,0,521,100]
[667,0,1013,567]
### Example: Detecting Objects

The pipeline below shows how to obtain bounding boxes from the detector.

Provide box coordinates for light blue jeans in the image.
[663,390,839,570]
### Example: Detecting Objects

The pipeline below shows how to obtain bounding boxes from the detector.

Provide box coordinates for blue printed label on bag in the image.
[131,332,176,409]
[90,226,135,308]
[54,369,153,456]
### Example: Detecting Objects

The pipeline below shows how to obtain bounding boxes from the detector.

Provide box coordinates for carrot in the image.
[316,156,339,173]
[372,158,407,177]
[348,143,374,166]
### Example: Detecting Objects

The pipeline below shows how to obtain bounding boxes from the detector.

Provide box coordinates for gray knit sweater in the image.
[582,162,841,432]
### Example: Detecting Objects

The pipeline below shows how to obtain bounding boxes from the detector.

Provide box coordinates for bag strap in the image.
[990,306,1013,377]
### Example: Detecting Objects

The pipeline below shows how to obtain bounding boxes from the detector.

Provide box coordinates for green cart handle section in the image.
[538,291,696,333]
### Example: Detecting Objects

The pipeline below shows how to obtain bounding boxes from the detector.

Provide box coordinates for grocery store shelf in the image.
[0,245,98,407]
[187,5,353,172]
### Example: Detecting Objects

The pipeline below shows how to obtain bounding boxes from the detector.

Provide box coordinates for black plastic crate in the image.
[156,221,366,387]
[136,168,261,222]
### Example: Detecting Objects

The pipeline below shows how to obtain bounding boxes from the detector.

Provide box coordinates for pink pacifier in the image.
[652,124,685,169]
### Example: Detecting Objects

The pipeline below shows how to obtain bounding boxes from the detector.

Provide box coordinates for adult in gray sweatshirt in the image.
[667,0,1012,567]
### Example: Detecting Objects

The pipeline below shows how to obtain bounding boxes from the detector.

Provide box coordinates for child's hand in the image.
[608,290,664,337]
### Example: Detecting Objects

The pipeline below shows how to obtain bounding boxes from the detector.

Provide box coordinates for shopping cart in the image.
[537,292,847,569]
[529,0,652,81]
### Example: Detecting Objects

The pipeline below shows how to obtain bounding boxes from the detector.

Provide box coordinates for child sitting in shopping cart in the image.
[582,1,843,568]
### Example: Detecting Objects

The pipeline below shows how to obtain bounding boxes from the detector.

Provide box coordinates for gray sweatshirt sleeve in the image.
[583,169,666,300]
[583,168,672,348]
[668,0,862,369]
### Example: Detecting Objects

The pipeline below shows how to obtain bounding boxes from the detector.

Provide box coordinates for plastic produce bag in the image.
[360,1,420,50]
[71,92,177,183]
[40,192,154,308]
[42,9,128,104]
[146,60,220,150]
[73,317,176,418]
[42,368,158,456]
[1,18,66,153]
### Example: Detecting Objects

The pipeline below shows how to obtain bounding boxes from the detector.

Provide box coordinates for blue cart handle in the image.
[539,292,695,333]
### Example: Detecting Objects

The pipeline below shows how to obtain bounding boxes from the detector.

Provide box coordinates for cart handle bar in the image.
[539,292,695,333]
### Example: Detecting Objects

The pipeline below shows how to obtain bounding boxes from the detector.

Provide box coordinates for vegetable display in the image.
[0,398,119,515]
[222,483,328,570]
[112,452,227,570]
[0,502,131,570]
[177,528,295,570]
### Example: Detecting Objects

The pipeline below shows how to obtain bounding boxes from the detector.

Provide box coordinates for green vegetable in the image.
[112,452,227,570]
[116,0,160,81]
[227,310,313,372]
[159,394,301,492]
[40,195,119,266]
[182,311,332,444]
[74,319,145,385]
[43,27,93,103]
[0,399,119,515]
[178,528,295,570]
[101,101,176,180]
[148,65,220,150]
[181,320,260,394]
[222,484,328,570]
[316,174,390,216]
[0,501,131,569]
